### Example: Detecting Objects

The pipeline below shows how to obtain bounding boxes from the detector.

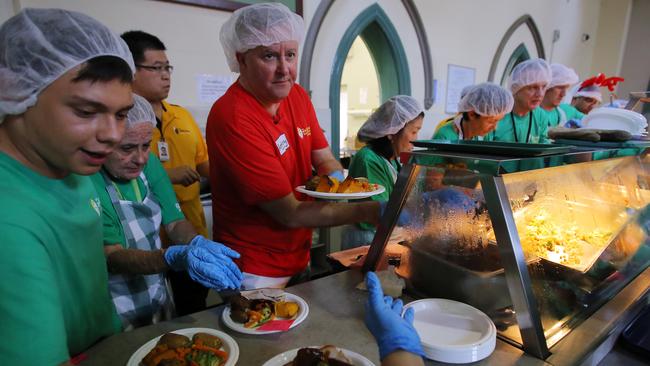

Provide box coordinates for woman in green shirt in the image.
[343,95,424,249]
[433,82,513,141]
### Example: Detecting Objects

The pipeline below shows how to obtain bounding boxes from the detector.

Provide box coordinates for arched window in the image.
[500,43,531,86]
[329,4,410,157]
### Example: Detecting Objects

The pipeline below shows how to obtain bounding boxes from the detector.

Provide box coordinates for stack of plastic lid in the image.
[403,298,497,363]
[582,108,648,136]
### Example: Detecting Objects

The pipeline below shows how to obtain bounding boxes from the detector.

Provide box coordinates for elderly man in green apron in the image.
[91,94,242,329]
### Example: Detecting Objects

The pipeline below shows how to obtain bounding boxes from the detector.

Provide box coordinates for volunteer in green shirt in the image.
[571,82,603,114]
[541,63,584,127]
[433,83,513,141]
[91,94,242,330]
[343,95,424,248]
[490,58,552,143]
[0,9,135,365]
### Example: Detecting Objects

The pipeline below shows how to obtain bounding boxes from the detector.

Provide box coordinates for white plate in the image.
[582,108,648,134]
[262,346,375,366]
[295,184,385,200]
[221,292,309,335]
[404,298,496,364]
[126,327,239,366]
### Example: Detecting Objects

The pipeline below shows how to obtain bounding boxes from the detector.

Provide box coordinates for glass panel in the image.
[501,156,650,347]
[395,160,521,343]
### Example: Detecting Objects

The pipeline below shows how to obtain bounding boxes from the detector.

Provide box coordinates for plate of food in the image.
[296,175,385,200]
[221,288,309,335]
[126,327,238,366]
[262,345,375,366]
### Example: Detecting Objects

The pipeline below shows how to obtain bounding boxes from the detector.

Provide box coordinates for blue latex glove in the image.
[379,201,412,227]
[423,187,476,214]
[164,235,243,290]
[564,118,583,129]
[329,170,345,181]
[364,272,424,360]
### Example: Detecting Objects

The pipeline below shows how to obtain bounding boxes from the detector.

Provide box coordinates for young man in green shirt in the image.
[91,95,242,329]
[541,63,584,127]
[0,8,135,365]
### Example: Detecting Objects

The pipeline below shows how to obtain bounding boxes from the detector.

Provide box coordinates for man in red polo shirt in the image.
[207,3,381,289]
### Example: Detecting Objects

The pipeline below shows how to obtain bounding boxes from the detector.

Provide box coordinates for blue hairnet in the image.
[0,8,135,122]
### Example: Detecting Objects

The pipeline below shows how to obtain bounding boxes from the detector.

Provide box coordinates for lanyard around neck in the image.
[112,179,143,203]
[510,112,533,143]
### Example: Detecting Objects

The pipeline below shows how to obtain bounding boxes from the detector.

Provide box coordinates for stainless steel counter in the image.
[81,269,550,366]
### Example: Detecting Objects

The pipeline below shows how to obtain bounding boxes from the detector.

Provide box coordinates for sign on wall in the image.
[445,64,476,114]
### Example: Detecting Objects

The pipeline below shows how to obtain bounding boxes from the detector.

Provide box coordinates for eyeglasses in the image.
[135,64,174,74]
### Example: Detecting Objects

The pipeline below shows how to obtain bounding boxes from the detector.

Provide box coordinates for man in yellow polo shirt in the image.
[122,30,210,316]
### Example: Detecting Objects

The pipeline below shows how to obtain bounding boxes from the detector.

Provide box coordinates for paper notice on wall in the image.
[445,64,476,114]
[196,74,235,105]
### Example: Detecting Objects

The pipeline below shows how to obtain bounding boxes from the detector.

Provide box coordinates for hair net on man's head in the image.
[459,84,474,100]
[220,3,304,73]
[357,95,423,142]
[127,94,156,129]
[574,84,603,102]
[548,63,579,89]
[507,58,551,95]
[458,82,514,116]
[0,8,135,123]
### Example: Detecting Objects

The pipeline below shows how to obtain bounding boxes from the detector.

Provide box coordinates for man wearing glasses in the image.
[121,30,210,316]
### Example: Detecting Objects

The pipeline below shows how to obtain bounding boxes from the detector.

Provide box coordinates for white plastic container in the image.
[403,298,497,363]
[582,108,647,135]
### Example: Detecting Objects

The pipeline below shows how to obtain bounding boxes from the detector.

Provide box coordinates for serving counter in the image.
[363,141,650,364]
[82,269,553,366]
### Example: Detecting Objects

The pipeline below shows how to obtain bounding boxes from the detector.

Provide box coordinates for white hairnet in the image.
[507,58,551,94]
[0,8,135,122]
[358,95,423,142]
[458,82,514,116]
[220,3,304,73]
[574,84,603,102]
[548,63,579,89]
[127,94,156,128]
[459,84,474,100]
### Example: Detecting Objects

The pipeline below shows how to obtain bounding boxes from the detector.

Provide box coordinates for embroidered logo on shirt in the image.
[275,134,290,155]
[90,197,101,216]
[297,126,311,139]
[174,127,191,134]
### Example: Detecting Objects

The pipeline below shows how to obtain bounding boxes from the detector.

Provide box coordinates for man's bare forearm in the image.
[165,219,198,244]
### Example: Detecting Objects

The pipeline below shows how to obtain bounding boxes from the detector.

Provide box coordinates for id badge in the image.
[157,141,170,162]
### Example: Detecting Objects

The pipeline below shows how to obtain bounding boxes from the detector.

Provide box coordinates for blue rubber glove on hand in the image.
[329,170,345,181]
[423,187,476,214]
[564,118,583,129]
[164,236,243,290]
[379,201,412,227]
[364,272,424,360]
